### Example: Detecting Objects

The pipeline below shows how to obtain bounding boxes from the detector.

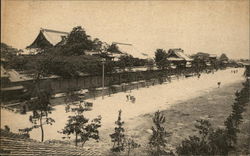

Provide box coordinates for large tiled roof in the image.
[113,43,150,59]
[167,49,193,61]
[27,28,69,49]
[40,28,69,46]
[0,129,103,156]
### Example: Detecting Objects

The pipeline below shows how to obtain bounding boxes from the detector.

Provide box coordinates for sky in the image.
[1,0,249,59]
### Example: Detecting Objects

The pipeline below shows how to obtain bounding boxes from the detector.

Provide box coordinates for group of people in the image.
[231,69,238,73]
[126,94,136,103]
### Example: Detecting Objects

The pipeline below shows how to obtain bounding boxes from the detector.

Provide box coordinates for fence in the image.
[11,66,219,94]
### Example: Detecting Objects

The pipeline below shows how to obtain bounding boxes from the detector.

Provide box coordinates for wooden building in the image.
[167,48,193,68]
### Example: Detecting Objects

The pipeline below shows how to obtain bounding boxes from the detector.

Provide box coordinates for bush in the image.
[110,110,126,152]
[60,94,102,147]
[176,120,231,155]
[176,79,250,155]
[149,111,173,156]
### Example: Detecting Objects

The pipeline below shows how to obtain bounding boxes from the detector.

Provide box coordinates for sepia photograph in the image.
[1,0,250,155]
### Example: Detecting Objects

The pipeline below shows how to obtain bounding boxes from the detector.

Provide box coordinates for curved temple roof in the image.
[27,28,69,49]
[41,28,69,46]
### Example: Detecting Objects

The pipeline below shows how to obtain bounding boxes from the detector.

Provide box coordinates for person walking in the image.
[217,82,221,88]
[126,94,130,101]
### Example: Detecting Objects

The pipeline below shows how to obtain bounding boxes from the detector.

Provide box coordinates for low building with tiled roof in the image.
[0,129,103,156]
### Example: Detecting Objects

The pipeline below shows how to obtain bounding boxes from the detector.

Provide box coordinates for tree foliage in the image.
[124,137,140,156]
[19,80,55,142]
[1,42,19,60]
[60,91,101,147]
[107,43,122,54]
[146,59,155,70]
[176,119,231,155]
[149,111,172,156]
[224,79,250,147]
[176,79,250,155]
[154,49,170,69]
[110,110,126,152]
[92,38,103,51]
[190,52,209,69]
[115,54,147,70]
[219,53,229,61]
[60,26,93,55]
[53,26,105,56]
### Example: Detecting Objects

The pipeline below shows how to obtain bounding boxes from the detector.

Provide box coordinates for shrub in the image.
[176,79,250,155]
[110,110,126,152]
[149,111,173,156]
[60,91,101,147]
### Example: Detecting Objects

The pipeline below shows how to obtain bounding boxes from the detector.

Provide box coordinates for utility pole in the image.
[102,58,105,99]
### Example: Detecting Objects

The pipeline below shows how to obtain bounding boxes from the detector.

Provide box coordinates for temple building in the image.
[166,48,193,68]
[27,28,69,52]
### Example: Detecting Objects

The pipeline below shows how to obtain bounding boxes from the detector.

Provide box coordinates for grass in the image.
[84,80,248,155]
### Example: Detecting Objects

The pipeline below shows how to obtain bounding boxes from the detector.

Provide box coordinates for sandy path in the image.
[1,68,245,141]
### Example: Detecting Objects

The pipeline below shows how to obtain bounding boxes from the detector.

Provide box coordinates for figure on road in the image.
[217,82,221,88]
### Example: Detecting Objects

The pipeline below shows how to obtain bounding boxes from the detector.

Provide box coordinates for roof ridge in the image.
[41,28,69,35]
[175,51,183,58]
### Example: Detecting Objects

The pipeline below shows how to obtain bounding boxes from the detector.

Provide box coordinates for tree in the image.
[124,137,140,156]
[1,43,19,60]
[176,119,230,155]
[146,59,155,70]
[107,43,122,54]
[110,110,126,152]
[116,54,134,71]
[61,26,93,55]
[219,53,229,62]
[154,49,169,70]
[18,58,55,142]
[88,86,97,100]
[60,91,101,147]
[149,111,172,156]
[92,38,103,51]
[190,52,209,70]
[23,84,55,142]
[66,26,91,45]
[18,65,55,142]
[176,79,250,155]
[224,80,250,147]
[18,127,33,138]
[4,125,10,132]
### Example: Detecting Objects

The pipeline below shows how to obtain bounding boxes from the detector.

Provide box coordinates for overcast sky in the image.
[1,0,249,59]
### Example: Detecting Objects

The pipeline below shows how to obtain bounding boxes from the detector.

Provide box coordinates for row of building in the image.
[24,28,222,68]
[0,28,246,104]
